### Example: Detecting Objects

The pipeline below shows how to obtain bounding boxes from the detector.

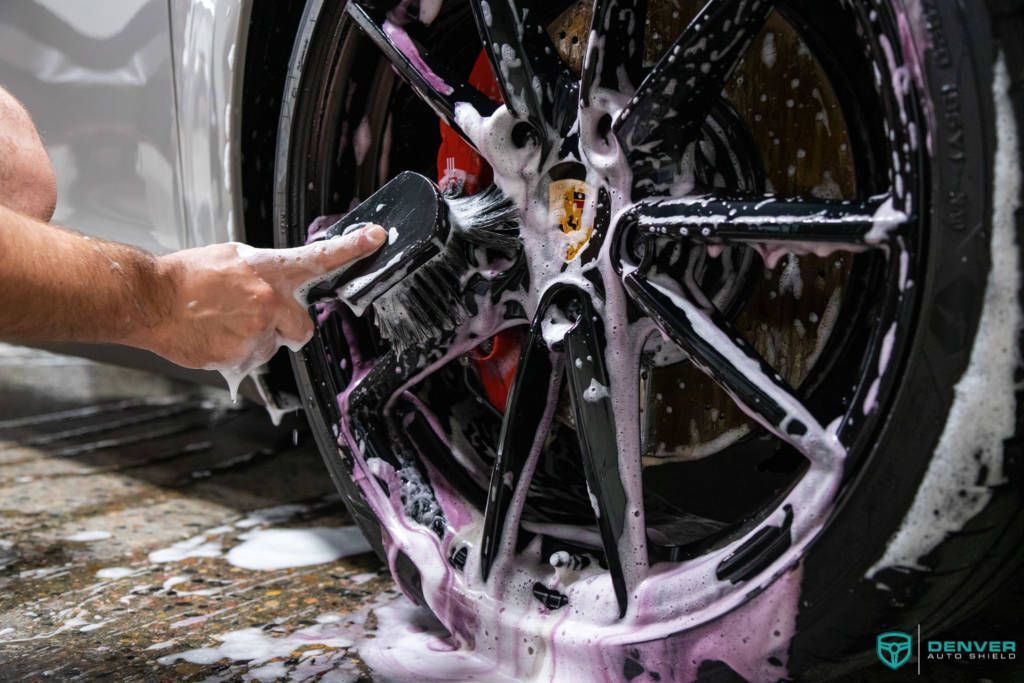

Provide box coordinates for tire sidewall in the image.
[792,0,1015,674]
[273,0,389,562]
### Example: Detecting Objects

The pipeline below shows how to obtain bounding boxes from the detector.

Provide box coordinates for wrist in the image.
[120,252,180,353]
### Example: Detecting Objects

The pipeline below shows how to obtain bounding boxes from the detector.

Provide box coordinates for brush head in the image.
[304,171,450,313]
[375,186,522,350]
[447,185,521,249]
[306,171,522,351]
[371,245,471,350]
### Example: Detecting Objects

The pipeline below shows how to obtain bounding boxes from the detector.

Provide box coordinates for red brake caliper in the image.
[436,51,500,195]
[437,52,521,413]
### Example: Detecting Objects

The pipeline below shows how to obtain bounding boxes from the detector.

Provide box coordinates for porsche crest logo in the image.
[549,179,594,262]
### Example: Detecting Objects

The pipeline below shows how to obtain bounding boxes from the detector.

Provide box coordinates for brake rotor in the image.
[546,1,857,463]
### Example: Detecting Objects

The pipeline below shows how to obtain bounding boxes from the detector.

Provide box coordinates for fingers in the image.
[291,223,387,274]
[228,226,386,357]
[234,331,282,379]
[252,224,386,294]
[273,299,315,351]
[316,223,388,270]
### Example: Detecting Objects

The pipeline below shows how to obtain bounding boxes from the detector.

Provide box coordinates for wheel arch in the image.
[238,0,308,251]
[231,0,310,399]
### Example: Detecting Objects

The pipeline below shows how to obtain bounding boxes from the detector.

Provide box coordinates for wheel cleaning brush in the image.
[302,171,520,350]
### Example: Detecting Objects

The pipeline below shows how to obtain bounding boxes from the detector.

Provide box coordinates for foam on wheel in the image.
[272,1,1024,678]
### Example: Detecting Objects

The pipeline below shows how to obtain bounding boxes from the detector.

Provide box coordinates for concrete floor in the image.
[0,346,397,681]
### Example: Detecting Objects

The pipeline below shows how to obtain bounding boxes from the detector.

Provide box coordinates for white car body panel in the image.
[0,0,250,253]
[169,0,249,248]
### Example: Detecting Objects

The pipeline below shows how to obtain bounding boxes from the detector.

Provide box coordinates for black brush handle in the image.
[304,171,450,308]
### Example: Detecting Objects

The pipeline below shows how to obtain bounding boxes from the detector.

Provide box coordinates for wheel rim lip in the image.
[279,0,927,637]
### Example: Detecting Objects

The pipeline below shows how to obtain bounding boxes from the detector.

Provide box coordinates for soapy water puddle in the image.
[0,378,473,681]
[157,592,515,683]
[0,499,434,681]
[1,495,552,680]
[138,512,501,682]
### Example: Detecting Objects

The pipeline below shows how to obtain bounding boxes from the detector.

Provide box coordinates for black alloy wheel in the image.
[273,0,1024,679]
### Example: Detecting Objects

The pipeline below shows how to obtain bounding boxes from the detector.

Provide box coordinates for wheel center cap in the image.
[548,177,594,262]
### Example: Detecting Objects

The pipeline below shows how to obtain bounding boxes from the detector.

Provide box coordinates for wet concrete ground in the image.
[0,346,396,681]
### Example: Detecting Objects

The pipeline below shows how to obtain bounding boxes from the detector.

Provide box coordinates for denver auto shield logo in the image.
[877,631,913,670]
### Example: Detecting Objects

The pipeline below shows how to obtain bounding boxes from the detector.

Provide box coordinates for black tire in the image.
[271,1,1024,679]
[790,1,1024,678]
[273,0,389,565]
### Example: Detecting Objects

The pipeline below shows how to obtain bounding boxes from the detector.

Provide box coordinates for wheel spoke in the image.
[480,320,559,581]
[470,0,554,128]
[629,193,906,246]
[347,3,498,133]
[614,0,774,153]
[623,270,843,467]
[580,0,648,105]
[563,295,630,617]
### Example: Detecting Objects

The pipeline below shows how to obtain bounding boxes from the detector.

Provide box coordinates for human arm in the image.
[0,86,56,222]
[0,202,385,372]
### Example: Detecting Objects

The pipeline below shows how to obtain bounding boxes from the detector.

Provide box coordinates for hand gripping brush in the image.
[302,171,520,350]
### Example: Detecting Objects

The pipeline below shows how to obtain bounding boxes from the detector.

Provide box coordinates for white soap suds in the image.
[778,255,803,300]
[63,530,111,542]
[95,567,138,580]
[235,503,311,528]
[862,323,897,415]
[157,594,404,680]
[250,369,302,426]
[357,600,519,683]
[350,572,378,585]
[810,170,841,199]
[79,621,108,633]
[582,378,610,402]
[225,527,373,571]
[867,54,1021,576]
[148,529,228,564]
[761,32,777,68]
[354,118,372,165]
[18,565,70,581]
[158,621,354,667]
[865,194,909,243]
